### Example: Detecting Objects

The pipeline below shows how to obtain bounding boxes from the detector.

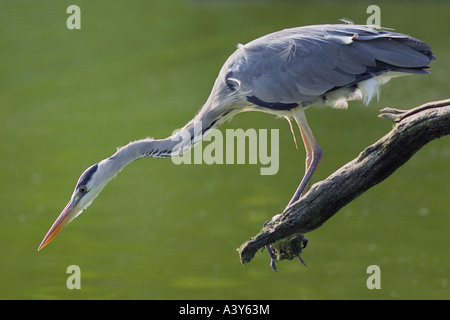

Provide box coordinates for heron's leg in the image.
[265,108,321,271]
[286,108,323,208]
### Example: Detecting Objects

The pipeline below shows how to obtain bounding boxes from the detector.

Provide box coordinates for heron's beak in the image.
[37,196,80,251]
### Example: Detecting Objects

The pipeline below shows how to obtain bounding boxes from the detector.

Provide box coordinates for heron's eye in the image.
[79,186,88,193]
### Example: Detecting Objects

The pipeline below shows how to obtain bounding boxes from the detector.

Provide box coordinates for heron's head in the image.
[38,160,117,251]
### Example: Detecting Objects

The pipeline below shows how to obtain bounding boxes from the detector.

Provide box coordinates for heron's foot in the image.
[297,252,308,267]
[296,236,308,267]
[264,244,279,272]
[301,236,309,249]
[263,220,280,272]
[264,234,309,271]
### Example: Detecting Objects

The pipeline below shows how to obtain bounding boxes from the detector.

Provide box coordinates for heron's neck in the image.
[101,85,239,177]
[105,107,233,174]
[104,133,190,175]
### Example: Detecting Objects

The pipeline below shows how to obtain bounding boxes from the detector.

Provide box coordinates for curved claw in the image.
[302,237,309,249]
[297,255,308,267]
[265,244,279,272]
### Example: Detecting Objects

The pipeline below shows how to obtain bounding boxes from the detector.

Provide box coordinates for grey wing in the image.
[231,24,435,109]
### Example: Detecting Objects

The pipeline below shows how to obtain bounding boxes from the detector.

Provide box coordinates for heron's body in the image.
[38,24,435,268]
[207,24,433,116]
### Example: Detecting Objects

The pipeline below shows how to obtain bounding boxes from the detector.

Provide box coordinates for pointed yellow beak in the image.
[37,197,79,251]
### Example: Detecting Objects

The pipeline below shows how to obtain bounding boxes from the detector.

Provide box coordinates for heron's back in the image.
[222,24,435,111]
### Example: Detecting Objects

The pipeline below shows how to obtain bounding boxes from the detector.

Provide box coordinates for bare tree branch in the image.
[237,98,450,266]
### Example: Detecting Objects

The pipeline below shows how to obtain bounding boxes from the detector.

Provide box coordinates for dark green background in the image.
[1,0,448,299]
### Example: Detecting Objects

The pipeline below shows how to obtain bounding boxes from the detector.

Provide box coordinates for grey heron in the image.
[38,24,435,269]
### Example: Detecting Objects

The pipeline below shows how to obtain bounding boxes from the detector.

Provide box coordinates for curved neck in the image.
[101,80,239,177]
[105,105,235,174]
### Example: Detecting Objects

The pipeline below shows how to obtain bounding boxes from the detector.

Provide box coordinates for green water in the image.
[1,0,449,299]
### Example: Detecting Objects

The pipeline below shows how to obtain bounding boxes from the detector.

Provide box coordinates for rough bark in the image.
[237,98,450,266]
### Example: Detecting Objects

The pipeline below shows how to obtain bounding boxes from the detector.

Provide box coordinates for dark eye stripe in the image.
[76,163,98,189]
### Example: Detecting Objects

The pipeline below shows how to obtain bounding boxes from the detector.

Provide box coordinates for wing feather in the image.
[228,24,434,107]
